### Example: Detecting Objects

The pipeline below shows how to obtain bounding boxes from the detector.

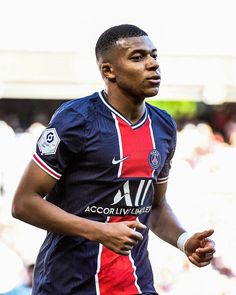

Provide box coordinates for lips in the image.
[146,75,161,85]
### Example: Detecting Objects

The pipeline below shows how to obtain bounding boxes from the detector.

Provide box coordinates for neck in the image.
[103,89,146,124]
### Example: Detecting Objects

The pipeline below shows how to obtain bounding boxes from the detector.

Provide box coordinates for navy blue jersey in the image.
[32,91,176,295]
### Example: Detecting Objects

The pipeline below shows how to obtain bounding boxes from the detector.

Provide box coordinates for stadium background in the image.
[0,0,236,294]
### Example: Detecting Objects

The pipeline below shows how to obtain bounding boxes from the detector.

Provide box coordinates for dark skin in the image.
[98,36,161,123]
[12,35,215,265]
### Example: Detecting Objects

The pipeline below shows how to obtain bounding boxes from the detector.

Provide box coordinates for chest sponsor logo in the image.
[111,180,151,207]
[84,180,152,216]
[112,156,129,165]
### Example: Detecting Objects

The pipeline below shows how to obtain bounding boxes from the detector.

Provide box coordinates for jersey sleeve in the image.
[156,118,177,184]
[33,105,86,180]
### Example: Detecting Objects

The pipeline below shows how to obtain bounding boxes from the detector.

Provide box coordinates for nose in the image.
[146,56,159,70]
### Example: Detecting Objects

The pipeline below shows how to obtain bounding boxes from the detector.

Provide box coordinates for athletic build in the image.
[12,24,215,294]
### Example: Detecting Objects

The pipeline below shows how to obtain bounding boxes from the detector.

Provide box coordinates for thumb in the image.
[197,229,214,241]
[126,220,147,230]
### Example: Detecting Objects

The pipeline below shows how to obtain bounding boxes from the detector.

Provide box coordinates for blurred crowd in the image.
[0,117,236,294]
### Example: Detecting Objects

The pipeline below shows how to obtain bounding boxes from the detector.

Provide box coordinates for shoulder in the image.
[49,92,101,129]
[44,92,100,141]
[146,102,176,131]
[52,92,100,120]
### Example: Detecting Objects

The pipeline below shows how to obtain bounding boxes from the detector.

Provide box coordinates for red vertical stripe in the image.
[116,117,154,178]
[98,216,140,295]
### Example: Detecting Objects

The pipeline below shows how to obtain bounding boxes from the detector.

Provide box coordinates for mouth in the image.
[146,75,161,85]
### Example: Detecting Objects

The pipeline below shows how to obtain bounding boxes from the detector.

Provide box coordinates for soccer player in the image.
[12,24,215,294]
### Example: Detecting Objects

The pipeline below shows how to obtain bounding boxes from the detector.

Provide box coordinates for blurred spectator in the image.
[3,264,34,295]
[224,117,236,147]
[0,241,24,294]
[229,131,236,147]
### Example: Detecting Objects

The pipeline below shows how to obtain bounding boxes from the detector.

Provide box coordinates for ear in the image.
[101,63,116,81]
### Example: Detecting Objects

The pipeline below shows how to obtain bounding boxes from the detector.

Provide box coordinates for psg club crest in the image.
[149,149,161,169]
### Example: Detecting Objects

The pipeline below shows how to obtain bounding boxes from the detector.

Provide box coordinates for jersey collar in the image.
[98,91,148,130]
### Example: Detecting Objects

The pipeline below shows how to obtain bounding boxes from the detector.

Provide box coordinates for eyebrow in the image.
[129,48,157,55]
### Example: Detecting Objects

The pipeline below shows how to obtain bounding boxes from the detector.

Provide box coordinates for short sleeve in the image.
[33,105,86,180]
[156,118,177,184]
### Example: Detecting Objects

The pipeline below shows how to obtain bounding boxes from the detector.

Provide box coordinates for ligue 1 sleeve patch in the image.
[38,128,60,155]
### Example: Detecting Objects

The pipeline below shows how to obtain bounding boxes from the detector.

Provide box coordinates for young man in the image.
[12,24,215,295]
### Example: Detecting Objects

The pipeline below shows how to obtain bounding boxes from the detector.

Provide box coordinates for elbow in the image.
[149,207,161,233]
[148,213,156,232]
[12,200,26,220]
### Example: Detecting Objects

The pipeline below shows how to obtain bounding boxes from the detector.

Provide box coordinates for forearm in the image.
[12,192,147,256]
[12,160,104,241]
[12,193,102,241]
[149,201,186,248]
[11,162,148,256]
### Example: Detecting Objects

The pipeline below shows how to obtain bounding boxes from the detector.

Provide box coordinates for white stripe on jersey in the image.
[33,153,61,180]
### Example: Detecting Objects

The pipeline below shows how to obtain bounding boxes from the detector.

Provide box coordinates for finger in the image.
[119,246,134,256]
[197,240,216,255]
[203,252,215,260]
[190,252,203,263]
[130,230,143,242]
[135,221,147,230]
[189,252,213,265]
[121,244,134,251]
[195,250,215,260]
[193,251,213,262]
[197,229,214,241]
[126,220,147,230]
[190,250,214,267]
[124,238,139,247]
[196,245,216,255]
[188,255,211,268]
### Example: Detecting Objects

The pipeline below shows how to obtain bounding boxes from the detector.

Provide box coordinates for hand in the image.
[97,220,146,256]
[184,229,215,267]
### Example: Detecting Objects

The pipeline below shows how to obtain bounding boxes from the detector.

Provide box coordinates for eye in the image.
[130,54,144,61]
[151,54,158,60]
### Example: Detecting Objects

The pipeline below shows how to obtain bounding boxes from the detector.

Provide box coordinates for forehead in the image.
[115,35,156,53]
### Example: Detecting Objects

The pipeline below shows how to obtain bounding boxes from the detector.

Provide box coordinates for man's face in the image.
[109,35,161,99]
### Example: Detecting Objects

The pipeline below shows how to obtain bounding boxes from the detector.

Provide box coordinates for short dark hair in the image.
[95,24,148,60]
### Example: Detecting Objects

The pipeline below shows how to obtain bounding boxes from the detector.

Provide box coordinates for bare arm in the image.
[12,160,145,255]
[149,182,215,267]
[149,182,186,247]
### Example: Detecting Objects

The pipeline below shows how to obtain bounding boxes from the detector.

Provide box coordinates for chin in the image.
[145,88,159,98]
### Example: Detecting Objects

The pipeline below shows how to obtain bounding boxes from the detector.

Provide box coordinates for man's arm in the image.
[149,182,215,267]
[149,182,186,246]
[12,160,145,255]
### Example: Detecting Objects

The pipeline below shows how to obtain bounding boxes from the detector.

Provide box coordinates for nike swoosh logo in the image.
[112,156,129,165]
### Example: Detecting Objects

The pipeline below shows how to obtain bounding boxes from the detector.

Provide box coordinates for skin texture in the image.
[99,36,161,123]
[12,35,215,264]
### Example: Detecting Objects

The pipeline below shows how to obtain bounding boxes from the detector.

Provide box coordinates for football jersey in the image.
[32,91,176,295]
